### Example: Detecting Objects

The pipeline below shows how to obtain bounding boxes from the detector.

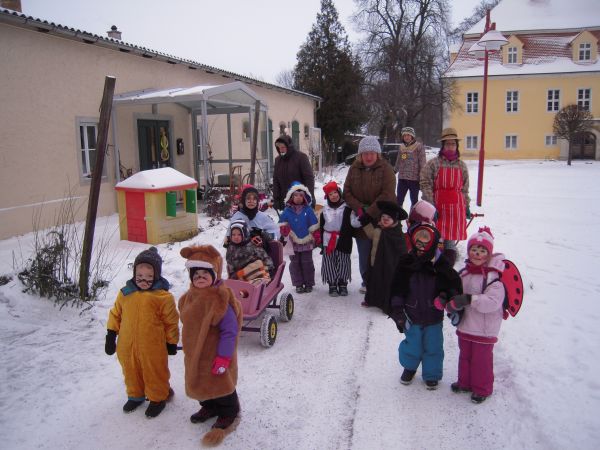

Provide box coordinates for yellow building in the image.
[444,0,600,160]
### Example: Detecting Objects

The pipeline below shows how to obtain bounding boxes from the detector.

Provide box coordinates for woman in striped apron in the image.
[420,128,471,266]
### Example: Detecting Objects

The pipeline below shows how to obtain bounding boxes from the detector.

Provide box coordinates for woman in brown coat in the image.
[343,135,397,292]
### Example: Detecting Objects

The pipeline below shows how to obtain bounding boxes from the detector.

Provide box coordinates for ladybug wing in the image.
[501,260,524,317]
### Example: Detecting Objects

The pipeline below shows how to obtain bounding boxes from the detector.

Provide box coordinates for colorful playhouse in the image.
[115,167,198,244]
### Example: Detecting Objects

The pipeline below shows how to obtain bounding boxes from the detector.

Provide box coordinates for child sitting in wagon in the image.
[226,220,274,285]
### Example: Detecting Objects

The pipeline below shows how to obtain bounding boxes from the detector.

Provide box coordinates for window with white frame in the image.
[579,43,591,61]
[505,135,518,149]
[466,92,479,113]
[545,135,557,146]
[578,88,591,111]
[547,89,560,112]
[506,91,519,112]
[466,135,479,150]
[507,46,518,64]
[77,119,105,178]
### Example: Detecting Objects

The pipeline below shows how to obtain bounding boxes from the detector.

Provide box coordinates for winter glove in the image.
[433,292,448,311]
[312,230,322,247]
[279,235,287,246]
[446,294,472,314]
[280,224,291,237]
[105,329,117,355]
[211,355,231,375]
[166,343,178,355]
[251,235,263,247]
[466,207,472,220]
[359,213,372,227]
[389,308,406,334]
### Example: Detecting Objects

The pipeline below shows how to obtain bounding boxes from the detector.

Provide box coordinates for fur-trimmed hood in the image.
[284,182,313,206]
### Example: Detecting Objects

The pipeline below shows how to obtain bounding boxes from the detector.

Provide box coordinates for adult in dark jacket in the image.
[272,135,315,210]
[343,135,396,291]
[389,224,462,389]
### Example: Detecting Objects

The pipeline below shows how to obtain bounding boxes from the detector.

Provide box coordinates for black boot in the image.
[145,400,166,418]
[329,284,339,297]
[338,282,348,296]
[191,406,218,423]
[400,369,416,385]
[123,398,145,413]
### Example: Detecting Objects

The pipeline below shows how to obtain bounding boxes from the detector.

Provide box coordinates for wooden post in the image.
[249,100,261,185]
[79,76,116,299]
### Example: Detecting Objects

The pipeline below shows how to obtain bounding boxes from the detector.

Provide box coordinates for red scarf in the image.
[464,260,499,276]
[325,231,339,255]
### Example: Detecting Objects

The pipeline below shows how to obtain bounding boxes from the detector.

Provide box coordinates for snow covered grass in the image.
[1,159,599,449]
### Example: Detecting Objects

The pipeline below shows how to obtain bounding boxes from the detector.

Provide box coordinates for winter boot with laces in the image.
[400,369,416,385]
[123,398,145,413]
[338,282,348,296]
[328,284,339,297]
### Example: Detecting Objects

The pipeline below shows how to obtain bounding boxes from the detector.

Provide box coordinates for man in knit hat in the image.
[105,247,179,418]
[394,126,426,209]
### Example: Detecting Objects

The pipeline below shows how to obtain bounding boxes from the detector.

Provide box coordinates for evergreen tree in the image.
[294,0,365,160]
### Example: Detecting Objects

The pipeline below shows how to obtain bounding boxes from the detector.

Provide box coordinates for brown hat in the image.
[180,244,223,281]
[439,127,461,142]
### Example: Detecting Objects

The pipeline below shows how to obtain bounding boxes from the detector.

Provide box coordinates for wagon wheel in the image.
[260,314,277,348]
[278,291,294,322]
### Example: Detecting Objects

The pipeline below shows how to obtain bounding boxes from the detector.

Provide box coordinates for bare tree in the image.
[450,0,501,43]
[275,69,295,89]
[553,104,594,165]
[352,0,455,143]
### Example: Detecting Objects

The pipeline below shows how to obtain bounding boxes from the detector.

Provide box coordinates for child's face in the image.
[379,214,396,229]
[402,133,413,143]
[468,245,490,266]
[292,191,304,205]
[327,190,340,203]
[192,269,213,288]
[245,193,258,209]
[134,263,154,290]
[413,231,432,256]
[231,228,243,244]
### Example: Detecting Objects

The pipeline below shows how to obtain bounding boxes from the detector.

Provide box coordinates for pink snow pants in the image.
[457,336,495,397]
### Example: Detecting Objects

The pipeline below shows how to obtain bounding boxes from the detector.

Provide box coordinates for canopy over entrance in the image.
[113,81,271,191]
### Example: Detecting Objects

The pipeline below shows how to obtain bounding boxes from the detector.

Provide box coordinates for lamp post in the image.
[468,10,507,207]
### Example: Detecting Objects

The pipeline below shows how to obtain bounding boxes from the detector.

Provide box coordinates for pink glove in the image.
[211,356,231,375]
[280,224,291,237]
[433,294,448,311]
[312,230,322,247]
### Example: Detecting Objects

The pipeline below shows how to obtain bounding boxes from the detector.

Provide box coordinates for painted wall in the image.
[0,22,317,239]
[447,72,600,159]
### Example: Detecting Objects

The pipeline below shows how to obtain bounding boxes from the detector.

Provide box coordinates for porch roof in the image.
[113,81,265,110]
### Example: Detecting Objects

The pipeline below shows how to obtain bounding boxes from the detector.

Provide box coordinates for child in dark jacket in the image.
[279,181,320,294]
[389,224,462,390]
[226,220,274,284]
[105,247,180,418]
[319,181,353,296]
[360,200,408,312]
[179,245,243,446]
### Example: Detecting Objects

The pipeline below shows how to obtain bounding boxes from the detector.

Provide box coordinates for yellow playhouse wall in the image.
[117,191,129,241]
[448,72,600,159]
[145,192,198,244]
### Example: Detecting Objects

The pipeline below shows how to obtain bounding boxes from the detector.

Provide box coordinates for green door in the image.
[292,120,300,150]
[137,120,171,170]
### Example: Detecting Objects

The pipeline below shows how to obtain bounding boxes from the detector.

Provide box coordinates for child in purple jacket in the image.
[444,227,505,404]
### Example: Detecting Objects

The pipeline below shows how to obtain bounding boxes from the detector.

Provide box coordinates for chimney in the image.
[0,0,22,12]
[107,25,122,40]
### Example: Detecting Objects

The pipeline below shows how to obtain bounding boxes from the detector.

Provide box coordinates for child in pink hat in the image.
[443,227,506,404]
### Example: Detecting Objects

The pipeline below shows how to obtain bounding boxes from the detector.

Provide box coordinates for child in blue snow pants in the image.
[399,322,444,381]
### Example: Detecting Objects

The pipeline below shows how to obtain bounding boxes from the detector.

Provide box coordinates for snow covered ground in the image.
[1,159,599,449]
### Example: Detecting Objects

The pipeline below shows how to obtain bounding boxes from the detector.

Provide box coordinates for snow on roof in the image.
[115,167,197,192]
[446,31,600,78]
[466,0,600,36]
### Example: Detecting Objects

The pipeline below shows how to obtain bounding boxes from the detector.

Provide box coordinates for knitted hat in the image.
[322,180,341,198]
[358,136,381,154]
[376,200,408,221]
[408,200,437,226]
[229,219,249,241]
[439,127,461,142]
[241,184,259,204]
[467,226,494,254]
[401,127,416,138]
[181,244,223,283]
[134,247,162,279]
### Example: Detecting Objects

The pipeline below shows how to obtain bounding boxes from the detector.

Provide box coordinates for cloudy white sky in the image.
[22,0,482,83]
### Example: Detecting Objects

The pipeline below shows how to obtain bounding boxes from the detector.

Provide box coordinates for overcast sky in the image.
[22,0,482,84]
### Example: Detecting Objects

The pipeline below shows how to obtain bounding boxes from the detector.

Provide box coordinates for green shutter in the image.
[166,191,177,217]
[185,189,197,213]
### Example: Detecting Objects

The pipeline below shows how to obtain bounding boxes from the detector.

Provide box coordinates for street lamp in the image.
[468,10,507,207]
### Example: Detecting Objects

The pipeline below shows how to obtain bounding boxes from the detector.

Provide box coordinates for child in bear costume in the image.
[178,244,243,446]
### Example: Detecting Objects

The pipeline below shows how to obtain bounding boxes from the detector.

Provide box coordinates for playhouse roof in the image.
[115,167,197,192]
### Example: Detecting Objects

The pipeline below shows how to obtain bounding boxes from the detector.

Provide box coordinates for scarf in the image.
[464,260,499,276]
[441,148,458,161]
[241,205,258,220]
